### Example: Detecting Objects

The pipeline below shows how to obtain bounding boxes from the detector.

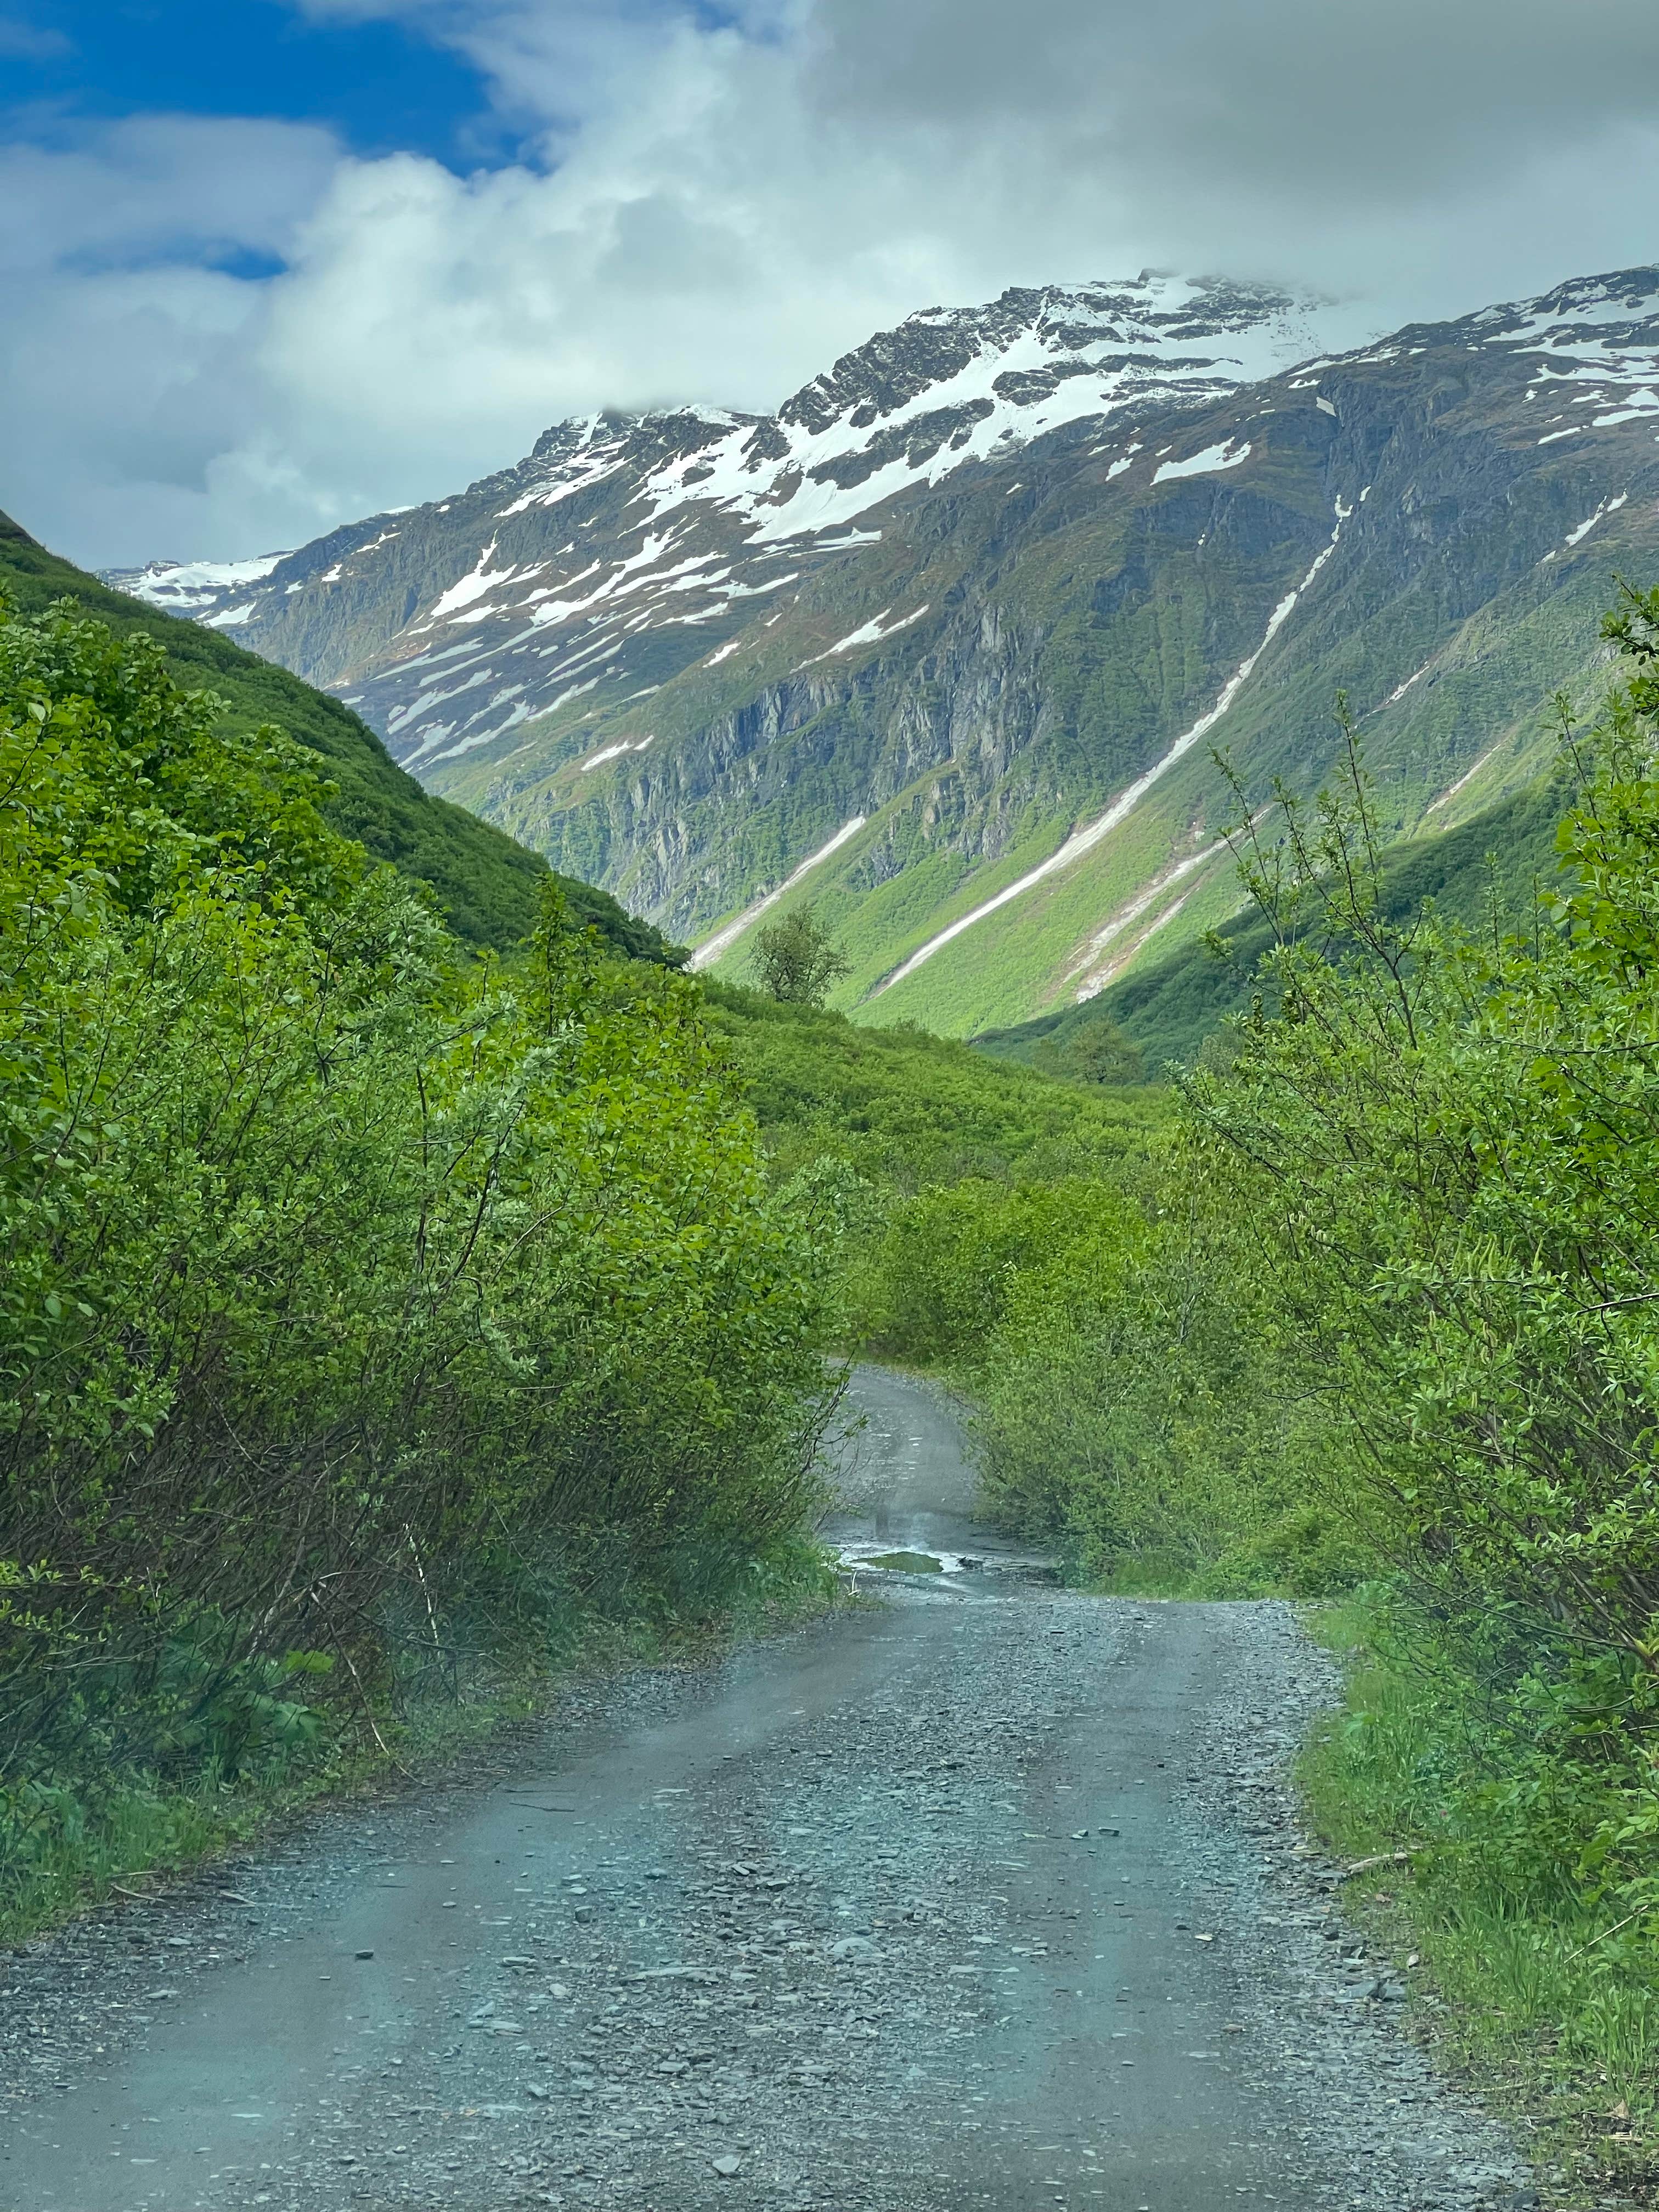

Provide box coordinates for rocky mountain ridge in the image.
[104,275,1323,766]
[105,266,1659,1036]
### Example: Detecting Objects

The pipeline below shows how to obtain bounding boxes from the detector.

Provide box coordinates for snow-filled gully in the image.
[688,818,871,972]
[868,495,1361,996]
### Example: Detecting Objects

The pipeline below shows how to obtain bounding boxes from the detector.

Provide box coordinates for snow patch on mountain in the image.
[1069,837,1233,1001]
[1153,439,1252,483]
[689,817,871,972]
[1564,490,1629,546]
[804,605,930,664]
[621,274,1318,550]
[423,540,527,624]
[872,493,1363,995]
[105,551,291,615]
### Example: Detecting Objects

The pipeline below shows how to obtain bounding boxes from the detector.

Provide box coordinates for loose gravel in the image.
[0,1373,1561,2212]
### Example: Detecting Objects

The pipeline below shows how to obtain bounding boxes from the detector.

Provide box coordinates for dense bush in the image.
[968,1186,1349,1587]
[703,981,1166,1194]
[894,595,1659,2130]
[851,1155,1355,1589]
[873,596,1659,1667]
[1186,626,1659,1673]
[0,597,832,1911]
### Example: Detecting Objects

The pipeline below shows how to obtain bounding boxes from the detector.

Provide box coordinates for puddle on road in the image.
[832,1541,1063,1579]
[835,1544,967,1576]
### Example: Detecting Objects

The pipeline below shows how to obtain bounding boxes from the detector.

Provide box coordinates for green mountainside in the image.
[977,774,1572,1070]
[0,508,676,962]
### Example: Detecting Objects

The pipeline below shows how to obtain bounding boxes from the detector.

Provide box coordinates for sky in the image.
[4,0,1659,568]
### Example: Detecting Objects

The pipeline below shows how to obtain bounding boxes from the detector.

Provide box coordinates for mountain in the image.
[103,267,1659,1035]
[2,508,677,961]
[974,776,1573,1074]
[105,273,1322,754]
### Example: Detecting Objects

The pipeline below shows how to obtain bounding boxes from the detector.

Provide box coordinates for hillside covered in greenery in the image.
[978,771,1572,1070]
[0,591,823,1936]
[0,507,678,963]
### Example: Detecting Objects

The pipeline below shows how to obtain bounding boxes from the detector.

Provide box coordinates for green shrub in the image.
[1304,1592,1659,2121]
[0,595,834,1928]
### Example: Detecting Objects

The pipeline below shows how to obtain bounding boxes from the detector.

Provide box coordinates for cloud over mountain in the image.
[5,0,1659,564]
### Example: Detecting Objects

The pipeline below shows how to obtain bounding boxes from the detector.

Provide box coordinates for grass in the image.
[1299,1593,1659,2205]
[705,978,1169,1191]
[0,1540,842,1951]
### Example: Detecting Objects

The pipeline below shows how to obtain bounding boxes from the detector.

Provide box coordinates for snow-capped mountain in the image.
[104,276,1325,766]
[104,266,1659,1036]
[109,549,294,622]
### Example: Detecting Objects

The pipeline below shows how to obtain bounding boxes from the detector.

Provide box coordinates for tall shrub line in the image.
[0,596,834,1864]
[871,593,1659,1679]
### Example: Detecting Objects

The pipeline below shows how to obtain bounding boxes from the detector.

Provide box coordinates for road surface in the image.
[2,1368,1533,2211]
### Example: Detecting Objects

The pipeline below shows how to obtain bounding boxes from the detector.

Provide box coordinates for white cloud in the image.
[0,116,343,562]
[6,0,1659,566]
[0,17,70,59]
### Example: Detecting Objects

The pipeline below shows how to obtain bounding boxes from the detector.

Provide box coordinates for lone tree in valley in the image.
[1031,1014,1146,1086]
[752,902,851,1007]
[1064,1015,1145,1087]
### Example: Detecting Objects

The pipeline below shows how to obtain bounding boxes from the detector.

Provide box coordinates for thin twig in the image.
[1564,1905,1650,1965]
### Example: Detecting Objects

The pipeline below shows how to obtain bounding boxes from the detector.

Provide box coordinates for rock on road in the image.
[3,1367,1535,2212]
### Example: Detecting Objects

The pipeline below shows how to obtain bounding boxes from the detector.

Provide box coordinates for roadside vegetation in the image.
[13,549,1659,2187]
[703,977,1169,1354]
[0,594,835,1942]
[800,595,1659,2186]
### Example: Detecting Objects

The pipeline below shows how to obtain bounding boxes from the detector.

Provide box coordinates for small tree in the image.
[1031,1015,1145,1086]
[752,902,851,1006]
[1065,1017,1144,1087]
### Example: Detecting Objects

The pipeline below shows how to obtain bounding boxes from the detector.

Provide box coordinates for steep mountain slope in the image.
[976,775,1572,1072]
[106,268,1659,1032]
[2,509,675,960]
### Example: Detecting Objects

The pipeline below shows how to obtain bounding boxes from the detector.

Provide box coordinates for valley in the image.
[105,267,1659,1039]
[14,10,1659,2208]
[7,472,1659,2208]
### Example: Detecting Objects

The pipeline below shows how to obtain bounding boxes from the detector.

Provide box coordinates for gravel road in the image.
[3,1367,1542,2212]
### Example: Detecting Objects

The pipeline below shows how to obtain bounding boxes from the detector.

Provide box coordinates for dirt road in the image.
[3,1368,1536,2211]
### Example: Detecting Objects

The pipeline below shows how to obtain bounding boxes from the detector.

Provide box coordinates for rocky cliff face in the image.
[106,268,1659,1033]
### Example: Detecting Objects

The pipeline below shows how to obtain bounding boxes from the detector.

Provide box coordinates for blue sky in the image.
[3,0,1658,568]
[3,1,498,167]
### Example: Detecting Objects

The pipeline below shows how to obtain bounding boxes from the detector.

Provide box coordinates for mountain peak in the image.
[770,270,1324,447]
[98,259,1659,1028]
[492,274,1334,551]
